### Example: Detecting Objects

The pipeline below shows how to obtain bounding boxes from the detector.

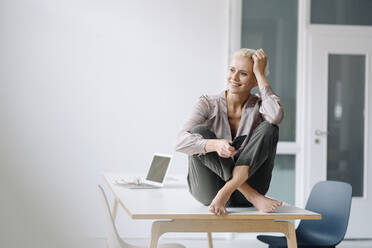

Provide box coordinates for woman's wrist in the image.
[255,73,269,88]
[205,139,217,153]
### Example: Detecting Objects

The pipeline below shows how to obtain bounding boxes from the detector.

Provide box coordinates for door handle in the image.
[315,129,329,136]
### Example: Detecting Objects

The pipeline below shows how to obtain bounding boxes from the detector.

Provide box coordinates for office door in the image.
[308,33,372,238]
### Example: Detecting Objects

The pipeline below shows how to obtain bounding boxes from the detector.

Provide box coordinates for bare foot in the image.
[208,189,231,216]
[250,194,282,213]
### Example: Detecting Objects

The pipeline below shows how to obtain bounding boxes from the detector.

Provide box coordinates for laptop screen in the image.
[146,155,171,183]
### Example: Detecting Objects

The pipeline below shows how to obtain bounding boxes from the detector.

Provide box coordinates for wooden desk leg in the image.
[207,232,213,248]
[284,222,297,248]
[148,219,297,248]
[111,197,119,221]
[149,221,165,248]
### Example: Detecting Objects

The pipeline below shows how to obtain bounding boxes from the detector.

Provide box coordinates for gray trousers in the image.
[187,121,279,207]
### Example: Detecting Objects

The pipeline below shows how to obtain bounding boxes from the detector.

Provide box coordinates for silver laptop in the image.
[116,153,172,189]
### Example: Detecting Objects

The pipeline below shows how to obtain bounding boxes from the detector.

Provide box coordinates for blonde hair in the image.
[232,48,270,77]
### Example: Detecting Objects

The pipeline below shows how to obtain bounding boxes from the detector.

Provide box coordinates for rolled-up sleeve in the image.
[258,86,284,125]
[174,95,210,156]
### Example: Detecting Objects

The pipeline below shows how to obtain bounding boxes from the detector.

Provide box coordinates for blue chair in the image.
[257,180,352,248]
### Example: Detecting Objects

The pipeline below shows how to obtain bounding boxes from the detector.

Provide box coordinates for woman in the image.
[174,48,284,216]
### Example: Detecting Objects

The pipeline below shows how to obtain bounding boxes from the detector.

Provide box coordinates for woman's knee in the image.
[190,125,209,134]
[235,121,278,166]
[190,125,216,139]
[256,121,279,141]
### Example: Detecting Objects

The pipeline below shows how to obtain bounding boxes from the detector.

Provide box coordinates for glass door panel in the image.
[267,155,295,205]
[327,54,365,197]
[311,0,372,26]
[241,0,298,141]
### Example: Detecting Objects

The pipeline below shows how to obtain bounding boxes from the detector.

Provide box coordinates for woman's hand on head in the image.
[252,48,267,78]
[215,139,237,158]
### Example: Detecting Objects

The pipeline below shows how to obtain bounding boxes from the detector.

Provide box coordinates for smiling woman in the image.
[174,48,284,216]
[228,49,270,87]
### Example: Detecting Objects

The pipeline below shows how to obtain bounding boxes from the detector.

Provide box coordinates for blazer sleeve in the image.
[258,86,284,125]
[174,95,210,156]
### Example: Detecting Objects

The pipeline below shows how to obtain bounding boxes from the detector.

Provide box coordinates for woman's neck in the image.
[226,90,251,111]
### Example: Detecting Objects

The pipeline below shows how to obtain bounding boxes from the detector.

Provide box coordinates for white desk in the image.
[104,173,321,248]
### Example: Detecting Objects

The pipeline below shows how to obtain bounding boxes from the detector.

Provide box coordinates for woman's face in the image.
[227,55,257,94]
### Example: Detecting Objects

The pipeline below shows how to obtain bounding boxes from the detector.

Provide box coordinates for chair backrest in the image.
[296,180,352,247]
[98,185,132,248]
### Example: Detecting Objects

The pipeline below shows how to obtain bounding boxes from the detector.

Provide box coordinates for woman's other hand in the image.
[252,48,270,88]
[252,48,267,77]
[206,139,237,158]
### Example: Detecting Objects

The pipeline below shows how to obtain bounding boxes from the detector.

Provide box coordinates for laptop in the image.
[115,153,172,189]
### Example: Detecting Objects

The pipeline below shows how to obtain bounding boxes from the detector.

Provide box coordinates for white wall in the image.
[0,0,230,247]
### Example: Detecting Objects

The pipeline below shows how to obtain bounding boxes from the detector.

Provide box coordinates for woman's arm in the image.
[174,95,210,156]
[258,84,284,125]
[253,49,284,125]
[174,95,238,157]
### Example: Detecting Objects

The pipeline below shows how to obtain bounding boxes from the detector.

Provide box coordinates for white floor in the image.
[125,238,372,248]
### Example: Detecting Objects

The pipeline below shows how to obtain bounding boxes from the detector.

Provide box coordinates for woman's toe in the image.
[214,208,219,215]
[209,205,214,212]
[216,208,219,214]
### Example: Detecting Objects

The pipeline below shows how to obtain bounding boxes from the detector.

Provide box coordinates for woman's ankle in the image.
[218,182,236,197]
[237,182,261,202]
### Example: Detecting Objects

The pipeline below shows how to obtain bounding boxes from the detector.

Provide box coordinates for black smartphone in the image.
[231,135,247,150]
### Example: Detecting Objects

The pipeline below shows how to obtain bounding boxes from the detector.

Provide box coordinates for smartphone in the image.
[231,135,247,150]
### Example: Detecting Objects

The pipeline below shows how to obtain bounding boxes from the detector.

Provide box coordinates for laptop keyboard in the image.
[115,178,155,188]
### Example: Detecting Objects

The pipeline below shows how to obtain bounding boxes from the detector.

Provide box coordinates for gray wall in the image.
[0,0,229,247]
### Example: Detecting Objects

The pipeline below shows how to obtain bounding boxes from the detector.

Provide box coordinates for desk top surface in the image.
[104,173,321,221]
